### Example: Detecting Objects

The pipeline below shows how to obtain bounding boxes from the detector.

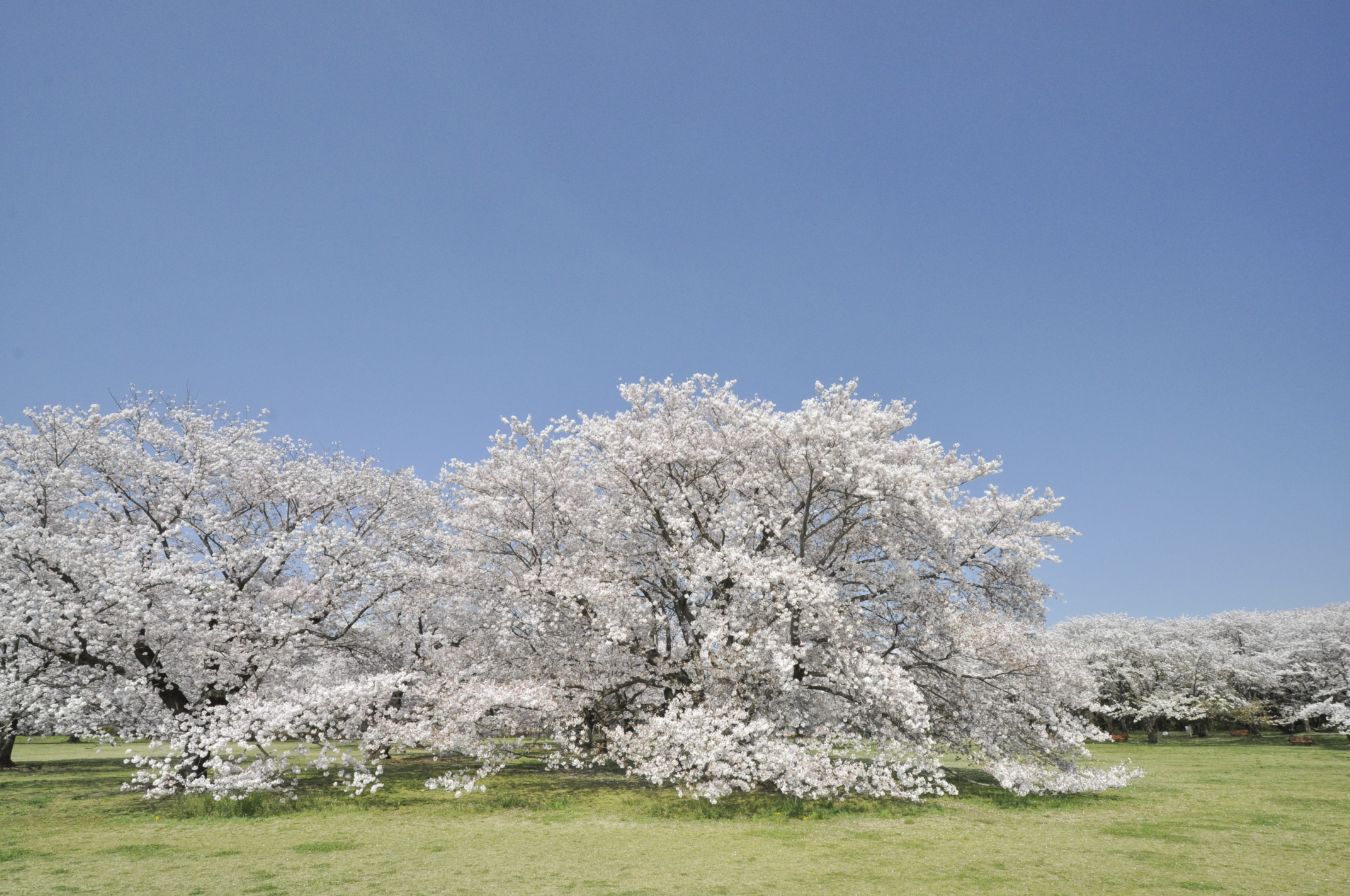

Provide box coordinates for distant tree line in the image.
[1053,606,1350,742]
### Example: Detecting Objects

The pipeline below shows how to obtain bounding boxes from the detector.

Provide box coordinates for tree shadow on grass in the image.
[372,758,937,821]
[149,755,947,822]
[943,766,1126,811]
[642,789,937,821]
[11,749,1126,823]
[0,757,131,806]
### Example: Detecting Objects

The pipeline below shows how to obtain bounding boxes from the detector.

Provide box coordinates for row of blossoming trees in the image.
[1052,606,1350,742]
[0,376,1317,805]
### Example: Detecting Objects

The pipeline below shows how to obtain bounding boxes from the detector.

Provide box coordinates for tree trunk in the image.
[582,709,597,749]
[1192,719,1209,738]
[0,730,15,769]
[1146,718,1159,744]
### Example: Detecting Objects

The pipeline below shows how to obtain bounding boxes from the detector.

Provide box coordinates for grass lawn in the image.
[2,734,1348,896]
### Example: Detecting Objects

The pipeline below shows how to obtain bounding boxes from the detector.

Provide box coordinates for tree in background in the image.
[1056,605,1350,740]
[1268,605,1350,736]
[1052,615,1233,742]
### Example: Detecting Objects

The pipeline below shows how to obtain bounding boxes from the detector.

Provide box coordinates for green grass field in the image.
[2,735,1348,896]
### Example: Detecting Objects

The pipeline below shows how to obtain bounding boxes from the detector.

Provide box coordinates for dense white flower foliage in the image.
[0,398,478,789]
[1054,604,1350,739]
[2,380,1146,798]
[443,377,1131,799]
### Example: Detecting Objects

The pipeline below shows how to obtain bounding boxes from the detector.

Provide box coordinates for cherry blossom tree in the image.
[442,377,1135,800]
[1052,615,1235,742]
[0,398,449,794]
[1266,605,1350,735]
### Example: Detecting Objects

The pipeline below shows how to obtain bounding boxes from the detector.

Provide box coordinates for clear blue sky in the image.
[2,2,1347,621]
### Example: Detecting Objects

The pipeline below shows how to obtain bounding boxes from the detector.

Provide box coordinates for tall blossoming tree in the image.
[443,377,1134,800]
[0,398,449,795]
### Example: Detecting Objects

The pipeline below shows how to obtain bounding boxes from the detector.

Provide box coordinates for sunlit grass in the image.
[2,733,1347,895]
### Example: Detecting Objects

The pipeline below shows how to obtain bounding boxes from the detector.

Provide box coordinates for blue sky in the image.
[2,2,1347,621]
